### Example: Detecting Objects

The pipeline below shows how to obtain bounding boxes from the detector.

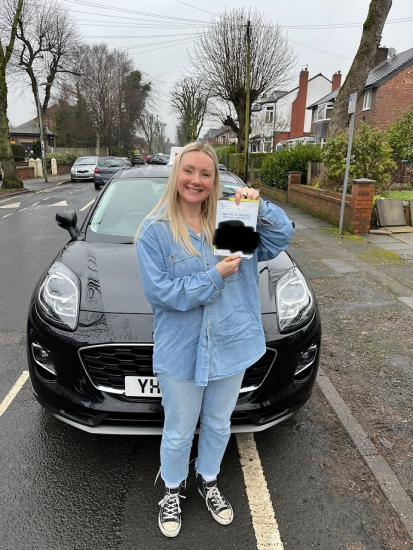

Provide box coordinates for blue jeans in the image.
[156,371,245,486]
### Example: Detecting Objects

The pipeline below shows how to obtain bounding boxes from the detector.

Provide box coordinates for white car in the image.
[71,156,98,182]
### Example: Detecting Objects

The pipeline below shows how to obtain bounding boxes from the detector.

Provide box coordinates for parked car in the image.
[147,153,169,165]
[70,156,98,182]
[131,154,145,166]
[27,164,321,435]
[93,157,131,190]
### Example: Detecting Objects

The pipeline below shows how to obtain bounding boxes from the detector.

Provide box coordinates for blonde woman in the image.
[136,142,293,537]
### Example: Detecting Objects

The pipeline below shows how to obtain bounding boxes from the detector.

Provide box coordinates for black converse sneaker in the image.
[158,484,185,537]
[198,477,234,525]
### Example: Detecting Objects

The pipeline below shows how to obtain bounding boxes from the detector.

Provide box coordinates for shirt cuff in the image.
[207,266,225,291]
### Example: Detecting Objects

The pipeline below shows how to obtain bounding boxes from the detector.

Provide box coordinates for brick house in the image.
[307,46,413,143]
[249,69,340,152]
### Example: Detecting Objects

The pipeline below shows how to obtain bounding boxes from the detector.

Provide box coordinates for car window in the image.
[98,158,125,167]
[88,178,167,240]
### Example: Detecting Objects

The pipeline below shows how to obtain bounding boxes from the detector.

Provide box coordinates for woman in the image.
[136,142,293,537]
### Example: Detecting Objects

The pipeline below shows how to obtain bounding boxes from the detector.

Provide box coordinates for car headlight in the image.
[276,267,314,333]
[36,262,80,330]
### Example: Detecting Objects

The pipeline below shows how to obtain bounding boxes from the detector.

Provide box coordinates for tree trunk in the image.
[0,93,22,189]
[327,0,392,137]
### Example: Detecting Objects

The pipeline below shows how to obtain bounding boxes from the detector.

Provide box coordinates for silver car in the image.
[71,156,98,182]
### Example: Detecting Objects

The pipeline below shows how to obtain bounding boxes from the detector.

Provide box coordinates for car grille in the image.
[79,344,276,395]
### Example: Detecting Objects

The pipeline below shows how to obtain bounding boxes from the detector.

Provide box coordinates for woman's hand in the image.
[216,255,242,278]
[234,187,260,205]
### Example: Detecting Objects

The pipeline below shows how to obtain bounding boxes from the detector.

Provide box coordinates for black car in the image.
[93,156,132,190]
[130,154,145,166]
[27,165,321,435]
[147,153,169,165]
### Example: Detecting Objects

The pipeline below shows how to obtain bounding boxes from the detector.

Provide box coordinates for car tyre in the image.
[94,183,100,190]
[71,177,76,182]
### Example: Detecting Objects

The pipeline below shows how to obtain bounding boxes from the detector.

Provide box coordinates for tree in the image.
[0,0,24,189]
[171,76,210,143]
[191,7,296,153]
[57,43,150,154]
[137,110,161,154]
[13,0,81,154]
[327,0,392,137]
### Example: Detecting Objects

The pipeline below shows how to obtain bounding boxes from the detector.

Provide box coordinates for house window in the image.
[265,107,274,124]
[314,104,334,122]
[363,90,372,111]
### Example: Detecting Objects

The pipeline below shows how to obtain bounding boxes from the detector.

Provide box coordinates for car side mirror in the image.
[56,210,80,239]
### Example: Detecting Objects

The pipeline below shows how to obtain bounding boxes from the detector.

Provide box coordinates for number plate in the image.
[125,376,162,397]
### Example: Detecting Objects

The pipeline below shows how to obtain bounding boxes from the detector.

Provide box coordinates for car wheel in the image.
[71,177,76,182]
[94,183,100,190]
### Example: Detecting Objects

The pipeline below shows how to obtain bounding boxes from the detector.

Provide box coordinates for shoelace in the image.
[206,486,228,512]
[158,493,186,521]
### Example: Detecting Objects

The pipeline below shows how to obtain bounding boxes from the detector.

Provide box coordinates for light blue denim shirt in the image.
[137,199,294,386]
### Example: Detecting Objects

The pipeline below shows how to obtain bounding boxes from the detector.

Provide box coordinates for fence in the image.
[54,147,108,157]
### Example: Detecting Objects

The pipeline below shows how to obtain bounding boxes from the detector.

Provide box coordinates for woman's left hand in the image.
[234,187,260,205]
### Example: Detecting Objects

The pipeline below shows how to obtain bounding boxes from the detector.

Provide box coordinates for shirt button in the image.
[206,262,210,266]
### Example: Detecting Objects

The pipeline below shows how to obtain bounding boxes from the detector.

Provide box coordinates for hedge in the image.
[260,143,323,190]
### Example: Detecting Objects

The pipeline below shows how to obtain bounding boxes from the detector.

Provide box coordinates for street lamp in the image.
[36,82,48,183]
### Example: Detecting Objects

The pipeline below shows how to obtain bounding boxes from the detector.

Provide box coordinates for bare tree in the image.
[327,0,392,137]
[13,0,81,153]
[171,76,210,143]
[137,110,159,154]
[191,7,296,152]
[0,0,24,189]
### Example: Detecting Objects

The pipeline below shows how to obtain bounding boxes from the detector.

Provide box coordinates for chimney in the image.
[372,47,389,68]
[290,68,309,139]
[332,71,342,91]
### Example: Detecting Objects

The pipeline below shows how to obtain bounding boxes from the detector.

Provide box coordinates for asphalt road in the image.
[0,182,412,549]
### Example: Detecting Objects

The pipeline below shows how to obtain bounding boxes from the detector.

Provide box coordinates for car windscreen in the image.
[219,172,244,197]
[74,157,96,165]
[87,178,167,242]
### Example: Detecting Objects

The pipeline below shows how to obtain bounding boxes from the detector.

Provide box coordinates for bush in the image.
[32,140,41,157]
[11,144,26,162]
[260,143,323,190]
[229,153,245,174]
[46,153,78,168]
[214,145,237,166]
[110,146,130,158]
[249,152,269,170]
[323,123,397,193]
[385,103,413,162]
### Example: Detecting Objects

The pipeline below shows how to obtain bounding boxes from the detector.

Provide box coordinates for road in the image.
[0,182,411,549]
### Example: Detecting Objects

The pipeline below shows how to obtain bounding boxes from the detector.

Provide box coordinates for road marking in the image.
[80,199,95,211]
[18,208,27,211]
[2,213,13,218]
[32,202,40,206]
[236,433,284,549]
[0,202,20,209]
[42,197,49,200]
[0,371,29,417]
[50,201,68,207]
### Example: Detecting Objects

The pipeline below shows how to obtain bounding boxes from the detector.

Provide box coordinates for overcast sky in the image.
[6,0,413,142]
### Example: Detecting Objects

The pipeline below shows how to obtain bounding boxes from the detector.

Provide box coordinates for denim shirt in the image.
[137,199,294,386]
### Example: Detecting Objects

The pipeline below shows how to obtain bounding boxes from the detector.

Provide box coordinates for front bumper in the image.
[27,306,321,435]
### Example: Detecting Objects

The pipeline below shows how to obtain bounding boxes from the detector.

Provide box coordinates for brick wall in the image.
[16,166,34,179]
[290,69,309,139]
[284,173,375,233]
[357,66,413,131]
[57,164,71,175]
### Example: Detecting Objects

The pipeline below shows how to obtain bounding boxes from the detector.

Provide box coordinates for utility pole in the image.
[36,83,48,183]
[243,20,251,185]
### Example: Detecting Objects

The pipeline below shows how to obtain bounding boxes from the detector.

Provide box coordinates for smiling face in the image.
[176,151,216,209]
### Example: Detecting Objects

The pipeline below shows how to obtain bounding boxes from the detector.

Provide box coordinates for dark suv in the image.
[131,154,145,166]
[147,153,169,165]
[93,157,131,190]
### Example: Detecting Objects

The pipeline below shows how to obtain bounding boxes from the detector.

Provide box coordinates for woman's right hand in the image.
[216,255,242,279]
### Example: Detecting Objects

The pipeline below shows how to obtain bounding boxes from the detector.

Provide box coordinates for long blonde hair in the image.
[135,142,221,255]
